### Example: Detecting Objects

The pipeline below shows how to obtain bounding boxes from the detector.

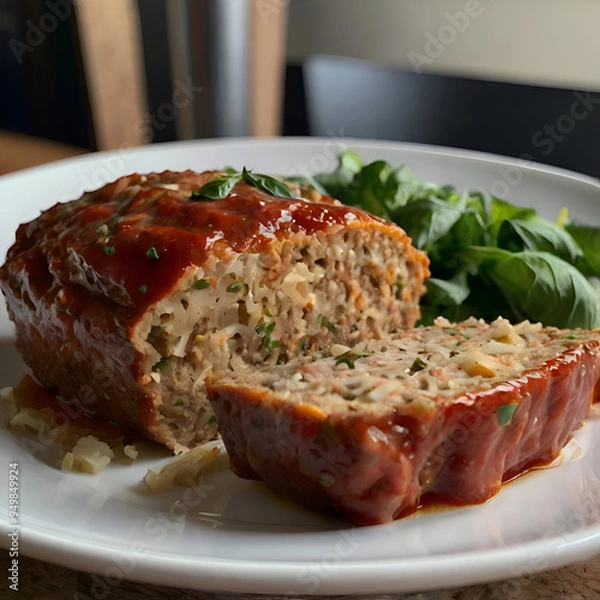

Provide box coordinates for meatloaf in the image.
[207,317,600,524]
[0,169,429,450]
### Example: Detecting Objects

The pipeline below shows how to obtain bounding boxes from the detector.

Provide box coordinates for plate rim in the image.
[0,137,599,595]
[0,136,598,191]
[4,518,599,595]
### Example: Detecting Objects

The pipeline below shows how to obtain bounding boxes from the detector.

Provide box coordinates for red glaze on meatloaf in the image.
[0,170,429,449]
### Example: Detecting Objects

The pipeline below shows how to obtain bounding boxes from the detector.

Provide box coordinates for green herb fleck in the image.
[336,356,356,369]
[561,333,578,340]
[138,285,148,294]
[208,415,217,425]
[408,357,428,375]
[255,322,280,354]
[146,247,160,260]
[318,420,340,448]
[497,403,518,427]
[226,281,245,293]
[449,350,459,358]
[445,328,460,336]
[319,316,336,331]
[255,323,271,336]
[335,351,368,370]
[297,337,309,354]
[394,281,405,299]
[195,279,211,289]
[152,358,168,372]
[263,306,272,317]
[103,246,116,256]
[174,399,184,406]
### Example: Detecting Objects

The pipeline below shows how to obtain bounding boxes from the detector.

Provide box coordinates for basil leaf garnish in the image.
[242,167,296,199]
[191,174,242,200]
[190,168,296,201]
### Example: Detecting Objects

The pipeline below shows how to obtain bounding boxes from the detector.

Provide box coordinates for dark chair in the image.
[301,55,600,178]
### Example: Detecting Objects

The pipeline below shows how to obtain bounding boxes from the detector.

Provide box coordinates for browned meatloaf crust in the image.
[0,169,429,450]
[207,317,600,524]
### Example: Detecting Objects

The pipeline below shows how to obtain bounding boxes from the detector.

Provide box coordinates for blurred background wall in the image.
[287,0,600,90]
[0,0,599,177]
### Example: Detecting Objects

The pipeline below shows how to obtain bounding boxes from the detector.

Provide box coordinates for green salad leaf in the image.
[488,197,537,243]
[497,218,583,265]
[484,251,597,329]
[565,222,600,277]
[392,198,464,251]
[424,273,470,308]
[307,150,600,329]
[311,150,362,203]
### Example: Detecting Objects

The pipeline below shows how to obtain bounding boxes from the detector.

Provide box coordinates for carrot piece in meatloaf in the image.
[0,169,429,450]
[207,317,600,524]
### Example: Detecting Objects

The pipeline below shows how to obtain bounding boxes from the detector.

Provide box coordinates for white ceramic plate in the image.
[0,139,599,596]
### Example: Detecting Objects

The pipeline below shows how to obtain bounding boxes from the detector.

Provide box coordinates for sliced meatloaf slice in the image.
[0,170,429,450]
[207,317,600,524]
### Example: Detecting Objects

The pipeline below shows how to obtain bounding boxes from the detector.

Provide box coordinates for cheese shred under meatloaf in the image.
[0,170,429,450]
[207,317,600,524]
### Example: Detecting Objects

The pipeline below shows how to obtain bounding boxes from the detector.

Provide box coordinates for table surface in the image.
[2,553,599,599]
[1,135,598,599]
[0,131,86,177]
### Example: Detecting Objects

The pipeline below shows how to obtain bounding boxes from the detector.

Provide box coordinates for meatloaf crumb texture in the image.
[207,317,600,524]
[0,169,429,450]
